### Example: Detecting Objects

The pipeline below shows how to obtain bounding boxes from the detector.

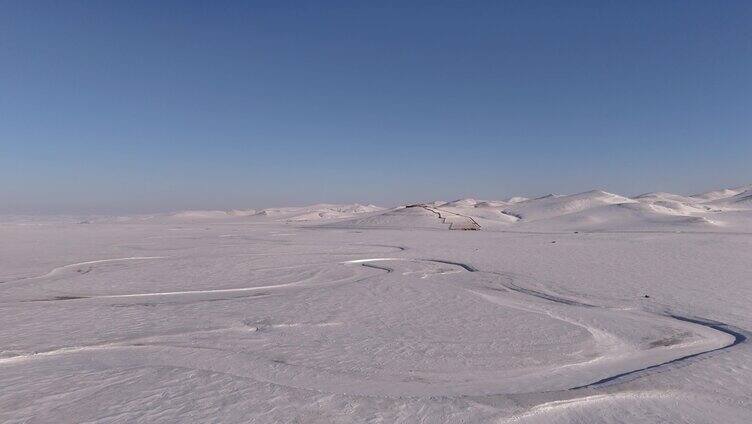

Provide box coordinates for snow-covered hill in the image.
[329,185,752,232]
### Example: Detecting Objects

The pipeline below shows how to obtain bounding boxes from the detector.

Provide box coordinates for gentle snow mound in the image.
[502,190,636,222]
[691,185,752,202]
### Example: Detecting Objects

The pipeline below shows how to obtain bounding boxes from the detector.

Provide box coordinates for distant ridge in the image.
[329,184,752,232]
[83,184,752,231]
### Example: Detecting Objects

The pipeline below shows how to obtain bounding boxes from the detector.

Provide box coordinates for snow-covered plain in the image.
[1,186,751,423]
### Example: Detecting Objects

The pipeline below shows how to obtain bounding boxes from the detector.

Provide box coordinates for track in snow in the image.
[2,251,745,400]
[414,205,482,230]
[347,257,745,393]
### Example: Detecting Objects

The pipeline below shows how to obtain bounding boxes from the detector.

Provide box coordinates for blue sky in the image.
[1,1,750,214]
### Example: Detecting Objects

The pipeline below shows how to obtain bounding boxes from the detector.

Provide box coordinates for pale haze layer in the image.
[1,1,750,214]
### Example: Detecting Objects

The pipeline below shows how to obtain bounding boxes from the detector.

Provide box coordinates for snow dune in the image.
[95,184,750,231]
[501,190,635,222]
[330,184,752,232]
[691,184,752,202]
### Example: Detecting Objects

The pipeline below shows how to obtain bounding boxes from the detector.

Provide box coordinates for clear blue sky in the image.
[1,1,750,214]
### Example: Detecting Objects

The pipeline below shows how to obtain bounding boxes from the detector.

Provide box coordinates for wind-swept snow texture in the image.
[1,185,751,423]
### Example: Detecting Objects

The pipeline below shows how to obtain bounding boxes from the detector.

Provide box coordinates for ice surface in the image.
[1,186,751,422]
